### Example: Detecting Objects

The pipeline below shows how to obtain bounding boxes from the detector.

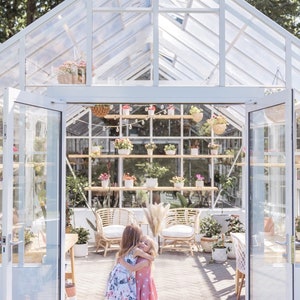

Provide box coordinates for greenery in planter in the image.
[136,162,168,178]
[71,227,90,244]
[66,173,89,207]
[199,215,222,237]
[164,144,176,151]
[212,236,227,249]
[225,215,245,236]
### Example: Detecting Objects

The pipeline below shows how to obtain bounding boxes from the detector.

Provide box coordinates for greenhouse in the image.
[1,0,300,299]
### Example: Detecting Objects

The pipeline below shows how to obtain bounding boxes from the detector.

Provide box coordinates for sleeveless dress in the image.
[135,257,158,300]
[105,251,137,300]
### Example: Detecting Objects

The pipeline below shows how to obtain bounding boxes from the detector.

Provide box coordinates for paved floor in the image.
[66,246,245,300]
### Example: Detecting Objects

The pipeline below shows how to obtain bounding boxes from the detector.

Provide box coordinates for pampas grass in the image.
[144,203,170,237]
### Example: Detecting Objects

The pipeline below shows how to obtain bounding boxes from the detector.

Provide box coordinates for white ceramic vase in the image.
[195,180,204,188]
[146,178,158,188]
[101,180,109,188]
[118,149,131,155]
[124,179,134,188]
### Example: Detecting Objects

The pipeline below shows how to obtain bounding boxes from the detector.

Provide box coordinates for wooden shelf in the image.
[104,114,194,120]
[69,154,234,159]
[85,186,218,192]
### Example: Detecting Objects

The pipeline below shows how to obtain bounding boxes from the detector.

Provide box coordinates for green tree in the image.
[247,0,300,38]
[0,0,64,43]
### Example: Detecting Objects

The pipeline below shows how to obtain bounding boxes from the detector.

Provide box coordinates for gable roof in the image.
[0,0,299,123]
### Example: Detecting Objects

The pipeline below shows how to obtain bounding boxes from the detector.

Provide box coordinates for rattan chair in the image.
[231,233,246,299]
[94,208,137,256]
[159,208,200,255]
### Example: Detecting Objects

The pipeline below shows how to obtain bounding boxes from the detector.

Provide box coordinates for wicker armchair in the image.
[95,208,137,256]
[160,208,200,255]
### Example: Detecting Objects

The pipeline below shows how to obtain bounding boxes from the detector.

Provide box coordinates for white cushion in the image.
[103,225,125,238]
[161,225,194,238]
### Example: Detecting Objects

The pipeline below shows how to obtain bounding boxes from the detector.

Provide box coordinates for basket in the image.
[212,123,226,135]
[57,73,74,84]
[91,105,110,117]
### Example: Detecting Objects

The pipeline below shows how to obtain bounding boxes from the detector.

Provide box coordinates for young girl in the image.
[105,224,153,300]
[120,235,158,300]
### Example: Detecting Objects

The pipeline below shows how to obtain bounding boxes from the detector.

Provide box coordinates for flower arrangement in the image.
[98,173,110,181]
[195,174,205,181]
[208,143,220,150]
[169,176,185,183]
[114,138,133,150]
[167,104,174,110]
[123,173,136,181]
[58,61,77,74]
[164,144,176,151]
[189,106,203,115]
[122,104,131,110]
[145,142,157,150]
[207,114,227,125]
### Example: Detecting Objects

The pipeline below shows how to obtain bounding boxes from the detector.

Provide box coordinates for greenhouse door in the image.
[0,88,65,300]
[246,89,294,299]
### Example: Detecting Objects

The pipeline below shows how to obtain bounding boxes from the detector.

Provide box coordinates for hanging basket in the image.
[91,105,111,118]
[212,123,227,135]
[57,73,74,84]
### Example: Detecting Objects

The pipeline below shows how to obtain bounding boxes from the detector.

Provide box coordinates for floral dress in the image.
[105,251,137,300]
[135,257,158,300]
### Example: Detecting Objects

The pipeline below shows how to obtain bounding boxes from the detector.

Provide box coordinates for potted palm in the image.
[199,215,222,252]
[164,144,177,155]
[71,227,90,257]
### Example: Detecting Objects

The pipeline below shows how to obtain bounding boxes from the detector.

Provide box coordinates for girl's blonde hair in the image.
[117,224,142,258]
[141,235,158,258]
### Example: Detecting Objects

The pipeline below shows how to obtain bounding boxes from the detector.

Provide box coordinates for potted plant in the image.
[212,235,227,263]
[122,104,131,115]
[199,215,222,252]
[145,142,157,155]
[90,144,103,157]
[137,162,168,187]
[190,144,199,155]
[296,217,300,240]
[189,106,203,122]
[71,227,90,257]
[208,142,220,155]
[164,144,177,155]
[123,173,136,188]
[98,172,110,188]
[146,105,156,115]
[225,215,245,258]
[170,176,185,188]
[195,174,205,188]
[114,138,133,155]
[206,114,227,135]
[167,104,175,115]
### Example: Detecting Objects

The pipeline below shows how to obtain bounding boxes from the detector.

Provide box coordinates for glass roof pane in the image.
[159,0,219,9]
[94,0,152,8]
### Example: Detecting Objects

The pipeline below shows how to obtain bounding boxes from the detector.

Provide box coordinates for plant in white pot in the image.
[199,215,222,253]
[71,227,90,257]
[145,142,157,155]
[164,144,177,155]
[137,162,168,188]
[212,235,227,263]
[224,215,245,259]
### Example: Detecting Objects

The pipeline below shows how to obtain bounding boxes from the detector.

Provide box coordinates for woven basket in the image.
[213,123,226,135]
[57,73,74,84]
[91,105,110,117]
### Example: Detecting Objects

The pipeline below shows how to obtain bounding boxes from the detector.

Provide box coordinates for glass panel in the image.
[249,104,287,298]
[10,104,61,299]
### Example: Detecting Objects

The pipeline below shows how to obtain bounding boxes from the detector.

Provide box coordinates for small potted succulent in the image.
[170,176,186,188]
[164,144,177,155]
[145,142,157,155]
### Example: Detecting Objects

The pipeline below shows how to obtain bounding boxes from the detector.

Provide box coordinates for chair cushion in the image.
[161,225,194,238]
[103,225,125,238]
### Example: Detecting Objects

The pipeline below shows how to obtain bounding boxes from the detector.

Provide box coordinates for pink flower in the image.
[98,173,110,181]
[195,174,204,181]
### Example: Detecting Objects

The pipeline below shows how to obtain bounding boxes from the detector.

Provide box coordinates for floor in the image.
[66,245,245,300]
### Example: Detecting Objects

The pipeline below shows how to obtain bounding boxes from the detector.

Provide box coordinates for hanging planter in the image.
[189,106,203,122]
[91,104,111,118]
[213,123,227,135]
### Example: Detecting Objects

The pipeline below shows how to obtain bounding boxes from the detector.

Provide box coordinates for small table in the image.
[65,233,78,284]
